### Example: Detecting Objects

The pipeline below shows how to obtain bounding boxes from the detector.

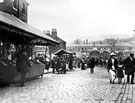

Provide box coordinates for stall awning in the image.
[0,11,59,45]
[54,49,72,56]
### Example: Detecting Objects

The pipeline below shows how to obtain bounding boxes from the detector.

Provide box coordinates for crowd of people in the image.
[71,52,135,85]
[79,52,135,85]
[107,52,135,84]
[33,54,75,74]
[15,48,135,87]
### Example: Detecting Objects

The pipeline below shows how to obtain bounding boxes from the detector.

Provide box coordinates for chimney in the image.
[51,29,57,37]
[46,30,51,36]
[43,30,46,34]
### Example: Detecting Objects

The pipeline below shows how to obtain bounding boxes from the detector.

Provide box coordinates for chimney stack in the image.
[51,29,57,37]
[46,30,51,36]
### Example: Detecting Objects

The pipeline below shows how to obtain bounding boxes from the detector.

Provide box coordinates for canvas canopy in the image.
[0,11,59,46]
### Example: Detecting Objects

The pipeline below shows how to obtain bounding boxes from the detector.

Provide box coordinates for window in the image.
[22,3,25,14]
[12,0,17,9]
[0,0,4,2]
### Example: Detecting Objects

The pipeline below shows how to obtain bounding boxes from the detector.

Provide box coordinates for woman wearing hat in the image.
[107,52,118,84]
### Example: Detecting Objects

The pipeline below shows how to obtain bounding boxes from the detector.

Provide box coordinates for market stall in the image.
[0,11,59,85]
[54,49,72,57]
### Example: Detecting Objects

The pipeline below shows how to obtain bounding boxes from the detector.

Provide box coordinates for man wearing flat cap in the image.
[124,53,135,84]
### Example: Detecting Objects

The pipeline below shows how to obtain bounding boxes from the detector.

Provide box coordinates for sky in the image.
[27,0,135,43]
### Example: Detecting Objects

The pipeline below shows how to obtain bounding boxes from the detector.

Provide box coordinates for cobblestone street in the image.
[0,67,135,103]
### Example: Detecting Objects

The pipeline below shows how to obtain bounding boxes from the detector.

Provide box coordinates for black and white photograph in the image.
[0,0,135,103]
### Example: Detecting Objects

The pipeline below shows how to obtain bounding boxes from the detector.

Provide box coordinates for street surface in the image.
[0,67,135,103]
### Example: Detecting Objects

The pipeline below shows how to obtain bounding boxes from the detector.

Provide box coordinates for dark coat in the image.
[117,65,124,78]
[61,58,66,72]
[124,57,135,75]
[81,59,85,70]
[16,52,31,73]
[51,58,56,68]
[87,59,91,68]
[56,58,61,70]
[107,58,118,72]
[69,57,73,70]
[89,58,95,68]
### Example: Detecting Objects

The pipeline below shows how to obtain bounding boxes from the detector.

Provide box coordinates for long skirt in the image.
[108,69,116,83]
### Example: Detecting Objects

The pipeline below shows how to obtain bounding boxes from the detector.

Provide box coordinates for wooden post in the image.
[0,41,2,61]
[44,46,48,59]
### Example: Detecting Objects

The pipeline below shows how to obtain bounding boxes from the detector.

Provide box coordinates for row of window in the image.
[12,0,25,14]
[0,0,25,14]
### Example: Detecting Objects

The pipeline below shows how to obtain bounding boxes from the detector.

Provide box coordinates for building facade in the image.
[67,42,132,54]
[48,29,66,54]
[33,29,66,56]
[0,0,29,22]
[0,0,59,59]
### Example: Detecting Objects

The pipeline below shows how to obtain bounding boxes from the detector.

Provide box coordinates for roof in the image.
[95,43,112,47]
[67,43,93,47]
[54,49,72,56]
[51,36,66,43]
[67,43,112,47]
[115,43,133,47]
[0,11,59,45]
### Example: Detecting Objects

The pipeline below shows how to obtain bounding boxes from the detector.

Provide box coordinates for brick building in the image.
[0,0,29,22]
[0,0,59,60]
[48,29,66,54]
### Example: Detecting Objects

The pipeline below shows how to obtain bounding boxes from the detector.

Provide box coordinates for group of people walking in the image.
[51,54,74,74]
[51,56,67,74]
[15,48,75,87]
[107,52,135,84]
[15,47,135,87]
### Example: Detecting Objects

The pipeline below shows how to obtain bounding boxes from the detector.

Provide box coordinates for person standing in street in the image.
[61,57,66,74]
[69,54,73,71]
[117,58,124,84]
[107,52,118,84]
[89,57,95,73]
[56,57,61,73]
[52,57,56,73]
[81,57,85,70]
[124,53,135,84]
[16,49,31,87]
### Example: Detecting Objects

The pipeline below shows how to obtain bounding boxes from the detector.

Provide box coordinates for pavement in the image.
[0,67,135,103]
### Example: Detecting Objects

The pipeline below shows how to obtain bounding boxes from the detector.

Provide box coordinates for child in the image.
[117,60,124,84]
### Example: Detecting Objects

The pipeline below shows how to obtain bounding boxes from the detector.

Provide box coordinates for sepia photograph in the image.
[0,0,135,103]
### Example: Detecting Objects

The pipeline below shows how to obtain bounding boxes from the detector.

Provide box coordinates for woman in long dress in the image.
[107,52,118,84]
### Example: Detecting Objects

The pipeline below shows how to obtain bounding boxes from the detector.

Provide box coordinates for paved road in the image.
[0,67,135,103]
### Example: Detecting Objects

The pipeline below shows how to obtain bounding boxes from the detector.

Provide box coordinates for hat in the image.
[130,53,134,56]
[110,52,116,56]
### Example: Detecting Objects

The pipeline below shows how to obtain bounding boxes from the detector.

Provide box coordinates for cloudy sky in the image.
[27,0,135,43]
